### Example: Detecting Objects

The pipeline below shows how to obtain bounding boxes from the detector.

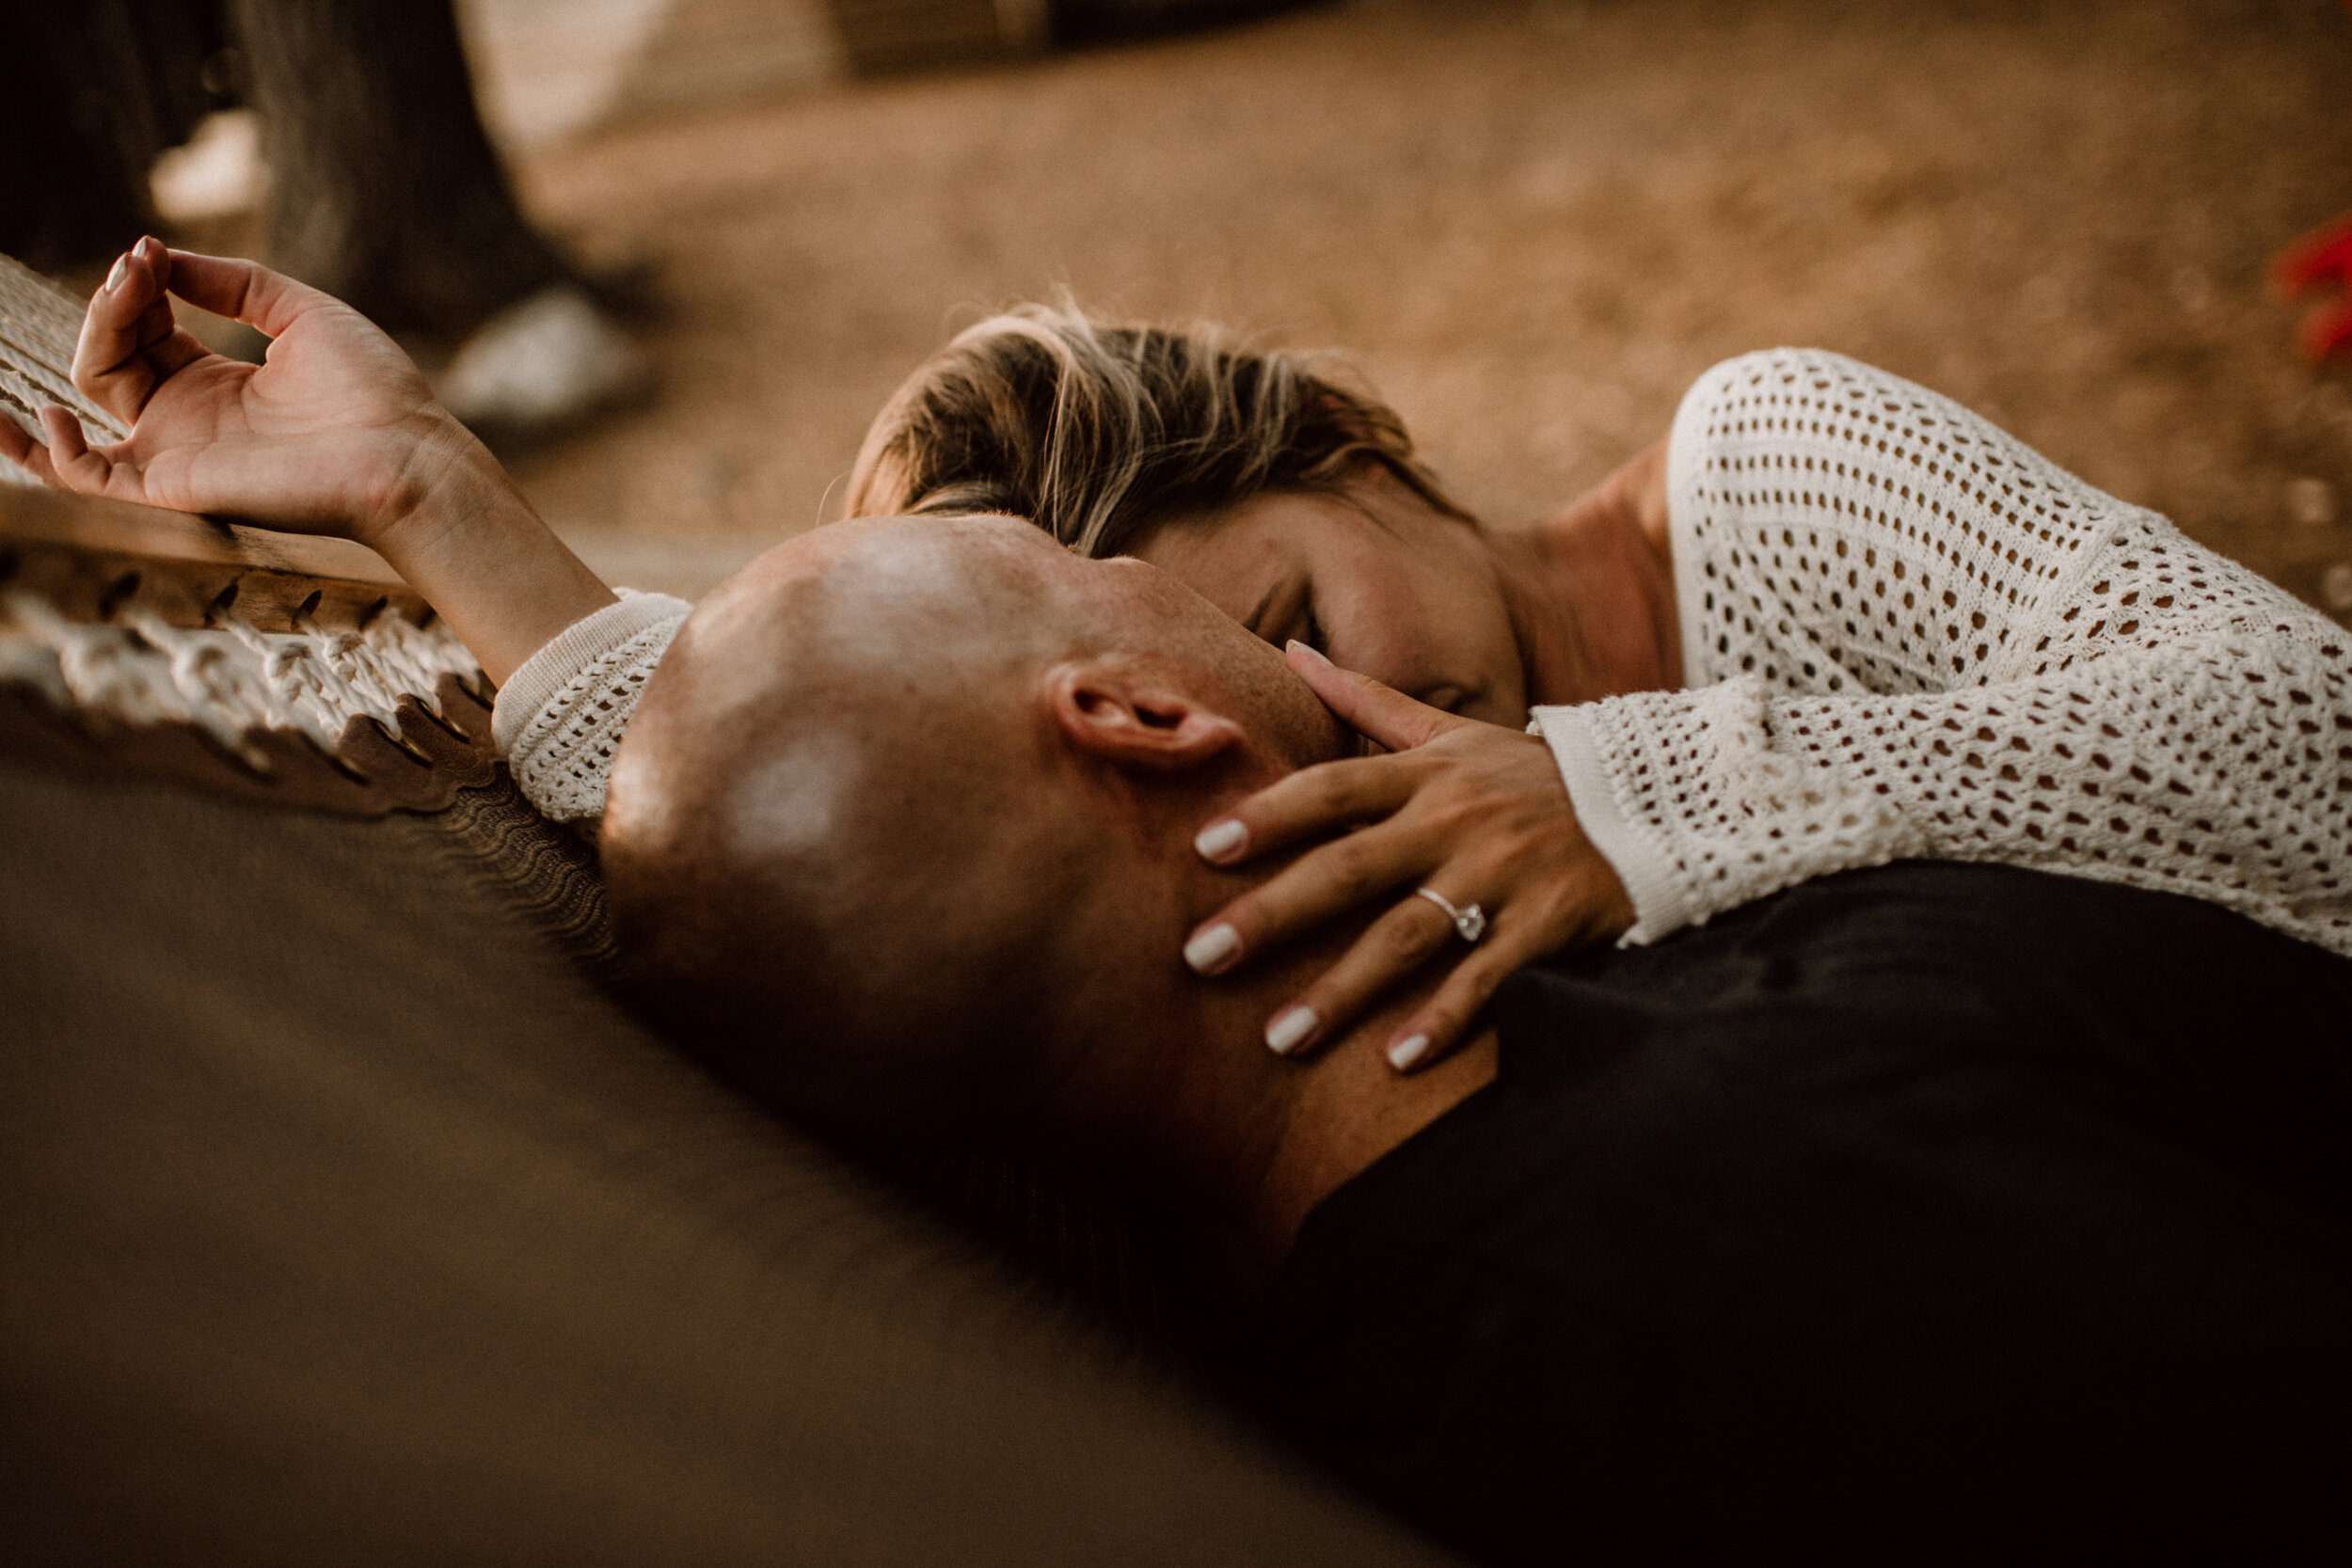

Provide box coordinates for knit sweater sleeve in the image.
[1531,348,2352,957]
[488,589,691,822]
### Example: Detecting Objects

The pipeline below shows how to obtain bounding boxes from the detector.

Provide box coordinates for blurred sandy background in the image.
[174,0,2352,614]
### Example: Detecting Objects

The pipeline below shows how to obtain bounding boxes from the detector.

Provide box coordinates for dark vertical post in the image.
[0,0,227,270]
[230,0,566,340]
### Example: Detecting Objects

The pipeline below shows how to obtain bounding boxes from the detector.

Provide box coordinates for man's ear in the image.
[1046,658,1247,773]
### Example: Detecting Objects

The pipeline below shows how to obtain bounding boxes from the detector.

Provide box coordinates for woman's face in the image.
[1132,471,1530,727]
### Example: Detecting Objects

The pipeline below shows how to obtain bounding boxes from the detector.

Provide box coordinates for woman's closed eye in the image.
[1418,685,1470,715]
[1244,575,1325,656]
[1295,598,1328,657]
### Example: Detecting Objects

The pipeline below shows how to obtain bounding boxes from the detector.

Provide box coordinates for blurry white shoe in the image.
[433,284,652,438]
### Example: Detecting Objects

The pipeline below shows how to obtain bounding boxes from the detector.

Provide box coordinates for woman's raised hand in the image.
[1185,641,1635,1071]
[1,241,621,685]
[0,238,469,548]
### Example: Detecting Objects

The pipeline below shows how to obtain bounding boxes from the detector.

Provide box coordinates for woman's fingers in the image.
[35,406,127,499]
[73,238,213,425]
[1287,641,1461,752]
[1185,809,1433,975]
[0,415,57,483]
[1194,749,1418,867]
[73,240,171,420]
[36,405,156,509]
[73,243,338,431]
[39,404,90,464]
[1191,659,1469,870]
[162,248,342,341]
[1381,931,1531,1073]
[1258,889,1459,1058]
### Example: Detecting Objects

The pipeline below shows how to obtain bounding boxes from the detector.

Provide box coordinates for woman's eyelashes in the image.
[1248,578,1327,657]
[1246,577,1305,648]
[1299,601,1328,657]
[1290,578,1328,657]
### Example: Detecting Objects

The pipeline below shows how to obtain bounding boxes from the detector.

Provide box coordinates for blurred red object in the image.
[2274,214,2352,363]
[2271,5,2352,363]
[2276,214,2352,365]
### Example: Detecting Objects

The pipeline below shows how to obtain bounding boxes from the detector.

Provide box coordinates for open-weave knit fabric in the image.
[491,588,691,822]
[1535,348,2351,957]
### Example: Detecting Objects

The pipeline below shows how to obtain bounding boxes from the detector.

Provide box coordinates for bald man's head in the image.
[602,515,1344,1143]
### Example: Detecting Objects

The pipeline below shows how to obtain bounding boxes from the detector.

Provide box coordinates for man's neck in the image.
[1047,759,1499,1289]
[1246,1008,1497,1271]
[1144,942,1499,1289]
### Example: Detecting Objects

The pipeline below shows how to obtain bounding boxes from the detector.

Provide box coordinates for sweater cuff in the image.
[1529,704,1698,946]
[1663,360,1726,684]
[490,590,692,759]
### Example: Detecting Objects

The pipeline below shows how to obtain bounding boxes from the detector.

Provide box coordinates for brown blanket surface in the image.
[0,752,1452,1566]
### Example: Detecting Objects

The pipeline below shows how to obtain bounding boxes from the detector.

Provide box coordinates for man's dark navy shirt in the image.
[1245,863,2352,1561]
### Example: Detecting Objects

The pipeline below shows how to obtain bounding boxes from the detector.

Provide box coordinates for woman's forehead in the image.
[1135,491,1363,577]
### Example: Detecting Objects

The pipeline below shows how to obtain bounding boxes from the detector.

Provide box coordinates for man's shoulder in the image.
[1510,860,2352,1058]
[1303,861,2352,1287]
[1251,861,2352,1561]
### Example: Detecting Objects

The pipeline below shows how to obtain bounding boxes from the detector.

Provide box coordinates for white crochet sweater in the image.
[1534,349,2349,957]
[490,349,2351,957]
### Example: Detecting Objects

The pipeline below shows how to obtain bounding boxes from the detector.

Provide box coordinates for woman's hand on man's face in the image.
[0,238,476,549]
[1182,641,1634,1073]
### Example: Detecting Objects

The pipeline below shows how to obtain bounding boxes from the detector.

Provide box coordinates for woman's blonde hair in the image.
[844,305,1469,558]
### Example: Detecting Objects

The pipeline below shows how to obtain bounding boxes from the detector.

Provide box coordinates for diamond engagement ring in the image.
[1415,887,1487,943]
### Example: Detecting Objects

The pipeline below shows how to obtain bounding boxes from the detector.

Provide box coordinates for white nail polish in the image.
[1265,1006,1318,1055]
[105,256,129,293]
[1195,818,1248,863]
[1184,923,1242,974]
[1387,1034,1432,1071]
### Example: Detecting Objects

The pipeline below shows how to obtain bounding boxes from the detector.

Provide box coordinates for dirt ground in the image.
[486,0,2352,615]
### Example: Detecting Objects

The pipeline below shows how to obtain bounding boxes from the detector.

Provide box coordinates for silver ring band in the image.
[1415,887,1487,943]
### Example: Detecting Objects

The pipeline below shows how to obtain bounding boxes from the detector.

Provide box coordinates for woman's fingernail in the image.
[1285,639,1333,667]
[105,255,130,293]
[1265,1006,1319,1055]
[1387,1034,1432,1071]
[1194,818,1248,863]
[1184,923,1242,974]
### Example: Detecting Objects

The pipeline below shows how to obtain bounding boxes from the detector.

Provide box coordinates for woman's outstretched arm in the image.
[1,241,687,821]
[0,240,616,687]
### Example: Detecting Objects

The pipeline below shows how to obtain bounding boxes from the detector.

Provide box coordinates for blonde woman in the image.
[13,246,2349,1081]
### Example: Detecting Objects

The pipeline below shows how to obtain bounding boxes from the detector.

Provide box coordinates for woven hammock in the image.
[0,254,124,468]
